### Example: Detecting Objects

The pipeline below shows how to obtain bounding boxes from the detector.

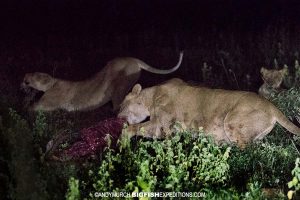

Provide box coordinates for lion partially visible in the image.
[21,52,183,112]
[118,78,300,147]
[258,66,287,99]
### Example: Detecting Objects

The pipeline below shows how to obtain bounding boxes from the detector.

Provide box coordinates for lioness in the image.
[258,66,287,99]
[118,78,300,147]
[21,52,183,111]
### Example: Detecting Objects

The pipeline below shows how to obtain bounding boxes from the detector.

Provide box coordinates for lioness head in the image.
[118,84,150,124]
[21,72,56,92]
[260,66,288,88]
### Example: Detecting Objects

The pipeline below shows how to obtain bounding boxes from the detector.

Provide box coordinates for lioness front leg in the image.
[30,101,56,111]
[123,120,163,138]
[123,115,173,139]
[30,95,62,111]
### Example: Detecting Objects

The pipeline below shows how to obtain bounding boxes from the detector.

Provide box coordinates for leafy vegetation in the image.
[66,177,80,200]
[69,124,296,199]
[287,158,300,199]
[1,78,300,199]
[86,124,230,194]
[2,105,298,199]
[1,41,300,199]
[1,109,48,200]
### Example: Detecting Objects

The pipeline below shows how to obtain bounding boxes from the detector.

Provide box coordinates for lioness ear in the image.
[132,84,142,95]
[281,65,288,75]
[260,67,266,74]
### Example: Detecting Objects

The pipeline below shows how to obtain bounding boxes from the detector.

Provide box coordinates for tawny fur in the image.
[258,66,287,99]
[118,78,300,148]
[21,52,183,112]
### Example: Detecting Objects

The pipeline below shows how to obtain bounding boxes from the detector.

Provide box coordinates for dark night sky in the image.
[1,0,300,89]
[1,0,299,38]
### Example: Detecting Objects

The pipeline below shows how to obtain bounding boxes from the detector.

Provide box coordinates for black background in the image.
[1,0,300,90]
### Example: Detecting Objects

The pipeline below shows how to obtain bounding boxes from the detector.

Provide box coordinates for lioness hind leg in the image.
[224,110,275,147]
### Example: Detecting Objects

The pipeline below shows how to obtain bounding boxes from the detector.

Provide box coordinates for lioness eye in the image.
[25,81,29,85]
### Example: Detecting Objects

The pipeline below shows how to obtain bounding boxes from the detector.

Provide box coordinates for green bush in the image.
[202,182,266,200]
[84,124,231,197]
[270,87,300,121]
[33,111,48,141]
[287,158,300,199]
[229,142,298,188]
[73,123,295,199]
[283,60,300,88]
[1,108,81,200]
[66,177,80,200]
[2,109,48,200]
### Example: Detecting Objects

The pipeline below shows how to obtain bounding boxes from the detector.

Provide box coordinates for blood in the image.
[53,118,126,160]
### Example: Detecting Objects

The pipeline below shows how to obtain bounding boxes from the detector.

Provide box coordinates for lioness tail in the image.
[274,107,300,135]
[137,51,183,74]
